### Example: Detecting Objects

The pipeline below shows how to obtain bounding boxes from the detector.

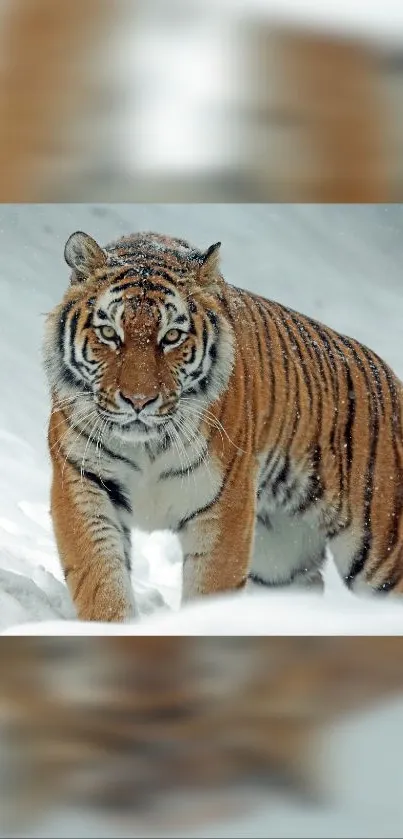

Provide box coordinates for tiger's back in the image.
[218,283,403,595]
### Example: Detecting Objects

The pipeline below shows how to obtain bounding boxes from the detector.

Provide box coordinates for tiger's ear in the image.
[64,231,107,282]
[198,242,222,288]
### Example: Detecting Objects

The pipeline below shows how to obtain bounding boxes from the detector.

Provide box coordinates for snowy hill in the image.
[1,203,403,633]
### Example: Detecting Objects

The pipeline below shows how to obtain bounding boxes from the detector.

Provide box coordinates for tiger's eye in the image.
[99,325,117,341]
[164,329,181,345]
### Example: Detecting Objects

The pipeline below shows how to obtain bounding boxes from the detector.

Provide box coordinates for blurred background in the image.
[2,0,403,201]
[2,637,403,838]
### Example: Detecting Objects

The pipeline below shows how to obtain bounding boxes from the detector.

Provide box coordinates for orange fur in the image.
[44,230,403,621]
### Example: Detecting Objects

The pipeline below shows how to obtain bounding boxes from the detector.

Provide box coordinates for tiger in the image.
[43,228,403,623]
[2,637,403,835]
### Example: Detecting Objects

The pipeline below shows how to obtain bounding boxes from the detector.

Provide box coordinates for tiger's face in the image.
[70,282,211,439]
[44,232,235,443]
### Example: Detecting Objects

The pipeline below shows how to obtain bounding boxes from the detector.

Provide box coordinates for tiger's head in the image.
[44,231,235,443]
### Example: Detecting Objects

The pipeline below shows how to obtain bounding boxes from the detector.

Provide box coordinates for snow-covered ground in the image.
[1,203,403,634]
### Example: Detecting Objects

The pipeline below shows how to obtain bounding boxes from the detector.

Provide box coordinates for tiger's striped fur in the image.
[44,229,403,621]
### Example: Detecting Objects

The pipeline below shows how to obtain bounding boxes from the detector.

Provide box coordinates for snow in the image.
[1,203,403,635]
[7,584,403,635]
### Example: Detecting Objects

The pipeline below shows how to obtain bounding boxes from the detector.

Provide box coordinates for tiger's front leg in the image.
[177,481,256,602]
[50,456,135,623]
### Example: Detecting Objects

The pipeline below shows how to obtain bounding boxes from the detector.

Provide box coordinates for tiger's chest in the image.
[109,445,223,533]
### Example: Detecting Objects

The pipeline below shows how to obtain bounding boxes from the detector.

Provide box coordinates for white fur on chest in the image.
[125,449,222,532]
[74,430,223,534]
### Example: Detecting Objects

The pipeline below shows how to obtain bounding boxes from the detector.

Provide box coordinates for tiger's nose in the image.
[120,392,158,412]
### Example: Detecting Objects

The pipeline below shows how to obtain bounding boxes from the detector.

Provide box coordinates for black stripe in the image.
[88,523,113,537]
[153,434,171,458]
[381,364,403,561]
[59,366,82,388]
[206,309,220,363]
[201,318,209,360]
[57,304,85,387]
[145,436,171,463]
[82,336,90,361]
[258,307,291,482]
[177,456,235,531]
[73,567,91,602]
[219,291,239,332]
[360,346,385,418]
[318,328,355,533]
[311,323,340,460]
[248,571,300,588]
[183,551,208,564]
[259,307,291,484]
[110,277,175,297]
[187,316,197,335]
[61,418,141,473]
[271,454,291,496]
[58,300,75,357]
[321,327,351,526]
[274,315,290,388]
[257,511,272,529]
[81,336,99,370]
[345,533,371,587]
[69,311,85,377]
[186,344,197,365]
[86,516,119,536]
[375,572,400,594]
[122,525,132,570]
[277,309,313,405]
[374,359,403,567]
[295,444,323,515]
[99,440,141,472]
[292,317,342,518]
[206,309,219,329]
[289,316,324,478]
[152,269,180,283]
[380,358,403,436]
[262,303,364,529]
[254,298,276,425]
[248,572,272,587]
[259,450,282,493]
[101,266,132,289]
[145,441,156,463]
[239,291,265,381]
[65,454,133,516]
[344,365,355,471]
[343,341,379,587]
[159,448,208,480]
[81,468,132,514]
